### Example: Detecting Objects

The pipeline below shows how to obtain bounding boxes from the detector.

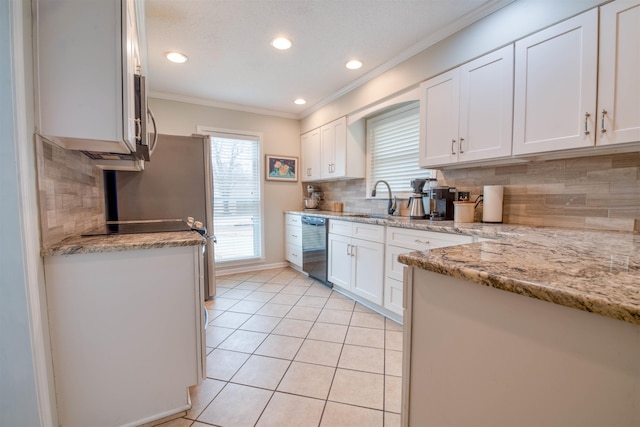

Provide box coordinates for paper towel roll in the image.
[483,185,504,223]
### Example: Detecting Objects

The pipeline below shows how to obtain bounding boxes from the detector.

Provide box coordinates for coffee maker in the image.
[429,186,456,220]
[407,179,427,219]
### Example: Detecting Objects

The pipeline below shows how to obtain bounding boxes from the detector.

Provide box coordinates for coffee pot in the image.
[407,179,427,219]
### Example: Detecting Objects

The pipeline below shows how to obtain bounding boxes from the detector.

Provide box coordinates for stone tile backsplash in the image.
[311,153,640,232]
[36,137,105,248]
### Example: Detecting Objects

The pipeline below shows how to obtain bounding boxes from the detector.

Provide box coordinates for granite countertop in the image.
[287,210,640,325]
[42,231,205,257]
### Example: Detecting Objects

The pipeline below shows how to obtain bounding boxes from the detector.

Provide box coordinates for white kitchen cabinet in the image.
[328,220,384,305]
[513,9,598,155]
[301,128,321,181]
[597,0,640,147]
[44,245,205,427]
[34,0,143,154]
[300,117,365,181]
[419,45,514,167]
[285,213,303,269]
[384,227,473,316]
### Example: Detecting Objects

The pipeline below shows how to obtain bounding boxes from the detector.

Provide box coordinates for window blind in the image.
[367,103,433,195]
[207,133,263,263]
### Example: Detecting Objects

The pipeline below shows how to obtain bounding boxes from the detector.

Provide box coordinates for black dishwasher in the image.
[301,216,330,287]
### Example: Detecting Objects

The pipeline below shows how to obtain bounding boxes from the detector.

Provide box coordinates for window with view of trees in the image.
[198,128,263,263]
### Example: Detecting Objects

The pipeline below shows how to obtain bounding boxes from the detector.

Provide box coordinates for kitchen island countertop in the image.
[287,210,640,325]
[42,231,205,257]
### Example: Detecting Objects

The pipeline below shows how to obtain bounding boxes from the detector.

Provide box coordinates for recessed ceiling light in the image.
[345,59,363,70]
[271,37,292,50]
[294,98,306,105]
[165,51,188,63]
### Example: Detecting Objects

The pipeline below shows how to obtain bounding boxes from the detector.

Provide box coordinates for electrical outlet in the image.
[458,191,470,201]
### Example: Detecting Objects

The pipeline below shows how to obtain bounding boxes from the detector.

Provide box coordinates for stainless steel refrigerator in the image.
[114,134,216,299]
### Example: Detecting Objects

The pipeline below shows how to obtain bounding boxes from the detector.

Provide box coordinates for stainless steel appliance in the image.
[407,179,427,219]
[107,134,216,299]
[301,215,329,287]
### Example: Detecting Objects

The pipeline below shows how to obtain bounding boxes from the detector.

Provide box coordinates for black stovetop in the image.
[82,220,191,236]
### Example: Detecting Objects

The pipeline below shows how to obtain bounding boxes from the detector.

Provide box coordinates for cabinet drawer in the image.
[329,219,352,237]
[384,277,404,317]
[352,222,385,243]
[286,244,302,267]
[386,227,472,251]
[385,244,411,282]
[286,224,302,247]
[286,214,302,227]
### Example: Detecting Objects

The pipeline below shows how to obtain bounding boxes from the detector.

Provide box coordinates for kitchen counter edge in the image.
[42,231,205,257]
[286,210,640,325]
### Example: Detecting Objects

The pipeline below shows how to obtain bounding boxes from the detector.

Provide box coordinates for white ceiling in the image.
[145,0,513,118]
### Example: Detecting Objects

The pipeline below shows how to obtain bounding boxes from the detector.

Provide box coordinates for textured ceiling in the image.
[145,0,513,118]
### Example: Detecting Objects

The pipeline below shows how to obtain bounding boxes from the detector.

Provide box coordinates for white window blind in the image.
[367,103,433,195]
[206,132,263,263]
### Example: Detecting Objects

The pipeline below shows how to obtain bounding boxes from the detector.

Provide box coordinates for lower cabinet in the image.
[44,245,205,427]
[285,213,303,269]
[328,220,384,305]
[384,227,475,317]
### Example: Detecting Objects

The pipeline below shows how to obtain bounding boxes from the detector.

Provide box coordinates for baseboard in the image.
[215,261,290,277]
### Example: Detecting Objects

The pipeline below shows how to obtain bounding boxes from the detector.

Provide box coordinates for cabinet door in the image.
[320,117,348,179]
[331,117,348,177]
[327,233,352,289]
[458,45,513,162]
[351,238,384,305]
[301,128,321,181]
[597,0,640,146]
[513,9,598,155]
[35,0,137,153]
[419,69,460,167]
[320,122,335,178]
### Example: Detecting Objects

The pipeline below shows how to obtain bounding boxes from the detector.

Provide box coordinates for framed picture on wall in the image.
[265,155,298,182]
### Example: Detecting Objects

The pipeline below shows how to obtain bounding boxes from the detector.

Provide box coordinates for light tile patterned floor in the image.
[154,267,403,427]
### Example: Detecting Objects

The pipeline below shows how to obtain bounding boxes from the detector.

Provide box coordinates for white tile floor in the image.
[153,267,403,427]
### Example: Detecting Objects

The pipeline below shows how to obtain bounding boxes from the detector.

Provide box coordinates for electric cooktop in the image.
[82,220,192,236]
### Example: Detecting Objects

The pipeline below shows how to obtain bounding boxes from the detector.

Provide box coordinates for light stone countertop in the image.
[288,210,640,325]
[42,231,205,257]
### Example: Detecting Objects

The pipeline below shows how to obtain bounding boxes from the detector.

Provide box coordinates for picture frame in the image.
[265,155,298,182]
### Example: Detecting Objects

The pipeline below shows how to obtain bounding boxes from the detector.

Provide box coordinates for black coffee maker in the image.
[429,187,456,220]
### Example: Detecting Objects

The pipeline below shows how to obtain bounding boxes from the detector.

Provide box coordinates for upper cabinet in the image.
[300,117,365,182]
[301,128,321,181]
[419,45,514,167]
[512,10,598,155]
[34,0,143,155]
[597,0,640,146]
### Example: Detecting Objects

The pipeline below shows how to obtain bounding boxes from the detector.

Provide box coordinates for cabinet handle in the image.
[459,137,464,154]
[451,139,456,155]
[351,245,356,257]
[415,239,430,245]
[346,244,351,256]
[584,112,591,135]
[134,118,142,141]
[601,109,607,133]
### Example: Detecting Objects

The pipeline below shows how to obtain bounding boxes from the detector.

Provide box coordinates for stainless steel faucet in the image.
[371,180,397,215]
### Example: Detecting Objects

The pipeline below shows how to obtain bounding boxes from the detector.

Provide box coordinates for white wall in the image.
[0,0,43,425]
[148,97,302,268]
[301,0,604,133]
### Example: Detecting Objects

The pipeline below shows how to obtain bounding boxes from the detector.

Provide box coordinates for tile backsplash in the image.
[312,153,640,233]
[36,137,105,248]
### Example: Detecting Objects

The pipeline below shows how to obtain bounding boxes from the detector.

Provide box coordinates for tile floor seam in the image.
[198,267,402,427]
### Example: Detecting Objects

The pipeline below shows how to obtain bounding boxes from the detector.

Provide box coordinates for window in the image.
[366,102,434,195]
[198,127,263,264]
